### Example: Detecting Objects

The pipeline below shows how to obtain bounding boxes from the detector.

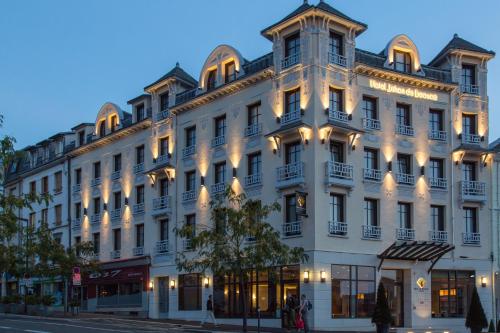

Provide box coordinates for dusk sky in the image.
[1,0,498,148]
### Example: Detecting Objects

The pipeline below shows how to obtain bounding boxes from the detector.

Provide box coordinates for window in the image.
[397,153,412,175]
[93,233,100,254]
[214,162,226,185]
[364,148,379,171]
[159,137,169,157]
[54,205,62,225]
[394,50,411,73]
[396,103,411,126]
[331,265,376,318]
[284,33,300,57]
[185,126,196,147]
[29,212,36,227]
[431,205,445,231]
[462,161,476,181]
[329,32,343,56]
[113,228,121,251]
[461,64,476,87]
[185,214,196,240]
[136,145,145,165]
[41,176,49,194]
[41,208,48,224]
[364,199,378,226]
[329,88,344,112]
[93,162,101,179]
[136,224,144,248]
[363,96,378,120]
[113,154,121,172]
[110,115,118,132]
[285,141,301,164]
[463,207,478,234]
[78,131,85,146]
[99,120,106,137]
[136,104,145,121]
[248,103,261,126]
[54,171,62,193]
[160,219,168,241]
[160,92,169,111]
[462,114,476,135]
[225,61,236,83]
[330,141,345,163]
[214,115,226,138]
[53,233,62,244]
[75,203,81,219]
[206,69,217,90]
[329,193,345,223]
[431,270,474,318]
[429,158,444,180]
[285,195,297,223]
[179,273,202,311]
[397,202,412,229]
[248,152,261,176]
[94,197,101,215]
[75,169,82,185]
[185,170,196,192]
[284,88,300,115]
[113,192,121,210]
[136,185,144,204]
[429,109,444,132]
[30,181,36,195]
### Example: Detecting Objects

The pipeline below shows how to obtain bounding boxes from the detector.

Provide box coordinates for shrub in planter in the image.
[465,286,488,333]
[26,295,42,315]
[372,283,392,333]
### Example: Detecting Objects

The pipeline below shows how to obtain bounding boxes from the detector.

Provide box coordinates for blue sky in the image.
[1,0,499,148]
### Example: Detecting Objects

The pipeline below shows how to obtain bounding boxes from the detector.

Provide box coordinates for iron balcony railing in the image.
[428,129,447,141]
[363,168,382,182]
[396,173,415,186]
[362,118,381,131]
[133,163,144,174]
[182,145,196,158]
[362,225,381,240]
[281,53,300,69]
[276,162,304,186]
[155,109,170,121]
[282,221,302,237]
[328,221,347,236]
[211,182,226,195]
[73,184,81,193]
[461,180,486,197]
[211,135,226,148]
[429,230,448,243]
[329,110,349,122]
[328,52,347,67]
[133,203,145,215]
[72,218,81,230]
[396,228,415,241]
[110,250,121,259]
[429,177,447,189]
[280,110,301,126]
[182,190,196,202]
[183,239,193,251]
[460,84,479,95]
[153,196,171,211]
[244,173,262,187]
[91,177,101,187]
[156,240,169,254]
[111,170,121,181]
[132,247,144,256]
[461,133,482,144]
[155,154,170,165]
[90,214,100,225]
[326,161,353,180]
[462,232,480,245]
[395,124,414,136]
[110,209,121,222]
[244,123,262,137]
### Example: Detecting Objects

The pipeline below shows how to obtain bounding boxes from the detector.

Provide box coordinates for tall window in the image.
[329,193,345,223]
[160,219,168,241]
[93,232,100,254]
[159,178,168,197]
[363,96,377,120]
[75,202,81,220]
[99,120,106,137]
[397,153,412,175]
[331,265,376,318]
[431,270,474,318]
[463,207,477,234]
[329,32,343,56]
[462,162,476,181]
[113,154,122,172]
[159,137,169,157]
[461,64,476,87]
[284,33,300,57]
[214,115,226,138]
[206,69,217,90]
[394,50,411,73]
[431,205,445,231]
[136,224,144,248]
[396,103,411,126]
[94,197,101,215]
[54,171,62,193]
[225,61,236,83]
[285,195,298,223]
[78,131,85,146]
[185,171,196,192]
[136,145,145,165]
[462,114,476,135]
[214,162,226,185]
[30,181,36,195]
[113,192,121,210]
[185,214,196,241]
[397,202,412,229]
[113,228,121,251]
[429,109,444,132]
[41,176,49,194]
[41,209,48,224]
[29,212,36,227]
[429,158,444,179]
[248,152,261,176]
[54,205,62,225]
[185,126,196,147]
[110,115,118,132]
[136,185,144,205]
[364,199,378,226]
[248,103,261,126]
[329,88,344,112]
[93,162,101,180]
[160,92,169,111]
[178,273,202,311]
[364,148,379,170]
[136,104,145,121]
[284,88,300,115]
[330,141,345,163]
[75,169,82,185]
[285,141,301,164]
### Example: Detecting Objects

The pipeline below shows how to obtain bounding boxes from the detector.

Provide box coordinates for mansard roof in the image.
[429,34,495,66]
[144,62,198,91]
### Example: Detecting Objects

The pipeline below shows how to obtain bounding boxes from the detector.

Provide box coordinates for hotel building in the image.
[3,1,499,331]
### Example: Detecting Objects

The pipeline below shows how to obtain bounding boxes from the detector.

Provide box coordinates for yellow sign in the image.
[369,79,438,102]
[416,277,426,289]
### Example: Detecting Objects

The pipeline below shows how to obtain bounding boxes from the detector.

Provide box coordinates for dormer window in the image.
[225,61,236,83]
[78,131,85,145]
[394,50,411,73]
[110,115,118,132]
[160,92,169,112]
[98,120,106,138]
[285,33,300,58]
[136,104,145,122]
[461,64,478,94]
[329,32,345,67]
[206,69,217,91]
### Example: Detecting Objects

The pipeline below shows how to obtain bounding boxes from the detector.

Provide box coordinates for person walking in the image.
[201,295,217,326]
[299,294,311,333]
[285,292,297,331]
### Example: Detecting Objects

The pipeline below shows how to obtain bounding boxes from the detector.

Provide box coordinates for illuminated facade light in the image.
[204,277,210,288]
[232,167,237,179]
[200,176,205,187]
[387,161,392,172]
[170,279,176,289]
[303,270,310,283]
[320,271,326,283]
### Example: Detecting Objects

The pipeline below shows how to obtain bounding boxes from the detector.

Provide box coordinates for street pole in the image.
[257,307,261,333]
[16,217,30,314]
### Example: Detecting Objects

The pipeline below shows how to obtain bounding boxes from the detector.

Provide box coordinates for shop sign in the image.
[414,277,429,292]
[295,191,307,217]
[369,79,438,101]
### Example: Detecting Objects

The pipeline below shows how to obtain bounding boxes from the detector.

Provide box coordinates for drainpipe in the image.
[450,90,456,261]
[66,156,72,314]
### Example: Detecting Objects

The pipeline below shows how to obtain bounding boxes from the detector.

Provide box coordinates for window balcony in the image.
[110,208,121,223]
[133,247,144,256]
[182,190,196,202]
[428,129,447,141]
[281,53,300,69]
[460,84,479,95]
[396,228,415,241]
[133,163,144,174]
[72,218,81,230]
[276,162,304,189]
[461,133,482,145]
[183,239,193,251]
[72,184,81,193]
[182,145,196,158]
[362,225,381,240]
[328,52,347,67]
[326,161,354,188]
[329,110,349,123]
[328,221,347,237]
[91,177,101,187]
[90,214,100,225]
[211,182,226,195]
[460,181,486,202]
[153,196,172,213]
[156,240,169,255]
[429,177,447,189]
[244,123,262,137]
[110,250,121,259]
[155,154,170,165]
[282,221,302,237]
[363,168,382,182]
[280,110,302,126]
[395,124,414,136]
[155,109,170,121]
[362,118,381,131]
[211,135,226,148]
[429,230,448,243]
[111,170,121,181]
[133,203,145,215]
[462,232,480,245]
[396,173,415,186]
[244,173,262,188]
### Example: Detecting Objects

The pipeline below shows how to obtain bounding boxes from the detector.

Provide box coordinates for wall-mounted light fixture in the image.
[303,271,310,284]
[300,109,305,116]
[420,166,425,176]
[124,197,129,206]
[387,161,393,172]
[276,116,281,124]
[200,176,205,187]
[347,114,353,121]
[458,133,463,140]
[324,108,329,115]
[273,149,277,155]
[153,158,157,163]
[232,168,237,179]
[149,280,154,291]
[170,279,176,289]
[320,271,326,283]
[83,208,88,216]
[204,277,210,288]
[103,203,108,211]
[480,136,485,142]
[481,276,487,288]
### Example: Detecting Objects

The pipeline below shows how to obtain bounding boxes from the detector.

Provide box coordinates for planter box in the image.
[27,304,42,316]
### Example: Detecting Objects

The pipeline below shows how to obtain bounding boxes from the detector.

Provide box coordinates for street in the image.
[0,314,212,333]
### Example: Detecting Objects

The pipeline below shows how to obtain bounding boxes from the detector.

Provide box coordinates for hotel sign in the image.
[369,79,438,101]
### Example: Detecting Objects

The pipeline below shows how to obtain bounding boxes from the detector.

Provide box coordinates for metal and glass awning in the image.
[377,241,455,273]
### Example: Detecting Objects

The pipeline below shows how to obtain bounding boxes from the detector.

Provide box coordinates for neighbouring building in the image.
[3,1,499,332]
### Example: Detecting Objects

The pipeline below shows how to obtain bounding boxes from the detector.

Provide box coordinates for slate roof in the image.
[429,34,495,66]
[144,62,198,91]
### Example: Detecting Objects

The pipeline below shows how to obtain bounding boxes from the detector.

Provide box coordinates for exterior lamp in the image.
[232,167,237,179]
[303,271,310,284]
[324,108,329,115]
[387,161,392,172]
[170,279,176,289]
[103,203,108,211]
[320,271,326,283]
[276,116,281,124]
[420,166,425,176]
[83,208,88,216]
[204,277,210,288]
[481,276,487,288]
[149,280,154,291]
[124,197,129,206]
[200,176,205,187]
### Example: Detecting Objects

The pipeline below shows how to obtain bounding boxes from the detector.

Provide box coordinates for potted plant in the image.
[41,295,55,316]
[372,282,392,333]
[465,286,488,333]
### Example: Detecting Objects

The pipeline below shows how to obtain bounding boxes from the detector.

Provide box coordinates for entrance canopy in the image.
[377,241,454,273]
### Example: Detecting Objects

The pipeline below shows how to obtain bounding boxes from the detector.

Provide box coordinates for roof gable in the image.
[144,62,198,91]
[429,34,495,66]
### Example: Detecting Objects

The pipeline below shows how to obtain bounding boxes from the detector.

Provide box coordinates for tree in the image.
[372,282,392,333]
[466,286,488,333]
[488,320,495,332]
[176,187,307,332]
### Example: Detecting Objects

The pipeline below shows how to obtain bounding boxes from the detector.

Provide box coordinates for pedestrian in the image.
[299,294,311,333]
[201,295,217,326]
[285,292,296,331]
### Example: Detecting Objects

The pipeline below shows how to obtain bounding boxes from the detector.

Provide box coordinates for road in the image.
[0,314,211,333]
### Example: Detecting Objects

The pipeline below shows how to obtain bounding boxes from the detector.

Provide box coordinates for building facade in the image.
[3,1,499,331]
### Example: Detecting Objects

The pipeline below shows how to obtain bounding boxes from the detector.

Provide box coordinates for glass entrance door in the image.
[158,277,169,314]
[381,269,404,327]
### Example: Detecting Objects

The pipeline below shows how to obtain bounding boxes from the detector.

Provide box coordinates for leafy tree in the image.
[465,286,488,333]
[488,319,495,332]
[372,282,392,333]
[176,187,307,332]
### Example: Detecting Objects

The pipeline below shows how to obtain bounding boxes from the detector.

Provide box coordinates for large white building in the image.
[3,1,499,332]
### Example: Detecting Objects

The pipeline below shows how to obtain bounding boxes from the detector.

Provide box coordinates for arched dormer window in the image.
[206,69,217,91]
[224,61,236,83]
[199,45,245,91]
[98,120,106,137]
[384,35,423,75]
[94,102,125,136]
[394,50,411,73]
[110,115,118,132]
